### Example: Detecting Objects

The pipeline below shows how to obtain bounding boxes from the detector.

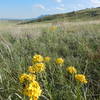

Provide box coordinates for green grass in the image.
[0,21,100,100]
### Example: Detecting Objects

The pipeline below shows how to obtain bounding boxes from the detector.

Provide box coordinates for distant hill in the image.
[21,7,100,24]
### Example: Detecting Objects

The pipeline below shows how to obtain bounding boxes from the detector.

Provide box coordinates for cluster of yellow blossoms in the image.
[19,54,88,100]
[19,74,36,83]
[66,66,88,83]
[23,81,42,100]
[28,63,45,73]
[50,26,57,31]
[19,73,41,100]
[66,66,77,74]
[75,74,88,83]
[55,58,64,65]
[32,55,43,63]
[19,54,52,100]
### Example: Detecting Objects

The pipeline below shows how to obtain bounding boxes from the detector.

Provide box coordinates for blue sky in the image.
[0,0,100,19]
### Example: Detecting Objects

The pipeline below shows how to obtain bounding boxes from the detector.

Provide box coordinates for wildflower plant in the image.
[55,58,64,65]
[29,63,45,73]
[75,74,88,84]
[19,54,45,100]
[32,54,44,63]
[66,66,77,74]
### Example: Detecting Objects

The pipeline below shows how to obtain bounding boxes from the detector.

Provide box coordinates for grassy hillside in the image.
[0,20,100,100]
[21,7,100,24]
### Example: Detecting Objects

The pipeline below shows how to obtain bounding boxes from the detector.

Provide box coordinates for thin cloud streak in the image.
[34,4,45,10]
[53,0,63,3]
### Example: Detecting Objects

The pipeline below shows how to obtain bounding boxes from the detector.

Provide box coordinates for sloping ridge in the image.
[21,7,100,24]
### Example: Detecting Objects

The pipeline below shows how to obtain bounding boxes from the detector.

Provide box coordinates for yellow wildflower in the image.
[50,26,57,31]
[32,54,43,63]
[23,81,42,98]
[44,56,51,62]
[33,63,45,73]
[19,73,36,83]
[75,74,88,84]
[55,58,64,65]
[66,66,77,74]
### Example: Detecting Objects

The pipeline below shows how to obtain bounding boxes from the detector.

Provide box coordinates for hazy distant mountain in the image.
[0,18,23,21]
[0,14,50,22]
[37,14,50,19]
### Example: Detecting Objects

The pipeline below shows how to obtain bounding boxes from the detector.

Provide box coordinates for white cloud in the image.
[34,4,45,10]
[54,0,63,3]
[90,0,100,7]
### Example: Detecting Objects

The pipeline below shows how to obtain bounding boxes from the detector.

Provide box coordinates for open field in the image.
[0,20,100,100]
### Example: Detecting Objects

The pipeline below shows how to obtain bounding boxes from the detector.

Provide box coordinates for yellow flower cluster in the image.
[30,54,47,73]
[32,54,43,63]
[23,81,42,98]
[19,73,36,83]
[28,63,45,73]
[55,58,64,65]
[66,66,88,84]
[75,74,88,83]
[66,66,77,74]
[19,54,46,100]
[19,73,42,99]
[50,26,57,31]
[19,73,42,96]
